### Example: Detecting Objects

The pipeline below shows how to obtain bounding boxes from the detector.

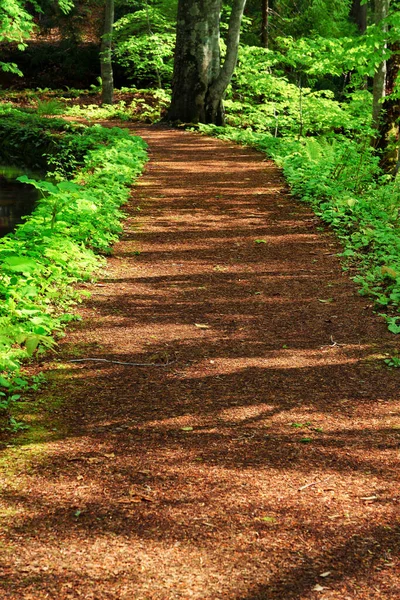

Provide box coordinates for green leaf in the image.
[0,376,11,389]
[56,181,81,192]
[17,176,59,195]
[3,256,38,274]
[14,378,29,388]
[180,426,194,431]
[254,239,267,244]
[25,336,40,356]
[388,322,400,334]
[8,418,30,431]
[259,516,276,523]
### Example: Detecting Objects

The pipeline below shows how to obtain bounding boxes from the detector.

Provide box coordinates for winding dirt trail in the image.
[1,125,400,599]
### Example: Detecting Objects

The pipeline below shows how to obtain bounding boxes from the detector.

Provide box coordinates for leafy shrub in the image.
[0,107,147,412]
[64,88,171,123]
[228,45,374,138]
[113,7,175,87]
[36,98,65,115]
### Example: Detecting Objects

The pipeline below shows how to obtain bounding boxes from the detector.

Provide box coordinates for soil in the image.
[0,124,399,600]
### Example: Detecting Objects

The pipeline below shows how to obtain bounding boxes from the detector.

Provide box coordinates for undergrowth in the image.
[0,106,147,425]
[0,87,171,123]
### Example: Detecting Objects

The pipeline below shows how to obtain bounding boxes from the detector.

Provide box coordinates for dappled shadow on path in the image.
[1,125,399,599]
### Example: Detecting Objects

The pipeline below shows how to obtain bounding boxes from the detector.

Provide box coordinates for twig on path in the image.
[69,358,175,367]
[321,336,344,349]
[298,476,333,492]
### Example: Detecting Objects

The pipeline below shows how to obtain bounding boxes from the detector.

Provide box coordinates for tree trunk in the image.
[101,0,114,105]
[372,0,390,132]
[377,42,400,173]
[205,0,247,123]
[261,0,269,47]
[350,0,367,33]
[167,0,221,123]
[167,0,247,124]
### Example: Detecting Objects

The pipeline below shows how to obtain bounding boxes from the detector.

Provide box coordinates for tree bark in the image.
[350,0,367,33]
[205,0,247,123]
[377,42,400,173]
[101,0,114,105]
[167,0,247,124]
[167,0,221,123]
[261,0,269,47]
[372,0,390,131]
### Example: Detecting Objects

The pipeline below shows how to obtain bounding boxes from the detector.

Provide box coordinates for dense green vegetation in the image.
[0,106,147,422]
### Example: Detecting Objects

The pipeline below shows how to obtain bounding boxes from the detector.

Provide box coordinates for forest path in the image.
[1,125,400,600]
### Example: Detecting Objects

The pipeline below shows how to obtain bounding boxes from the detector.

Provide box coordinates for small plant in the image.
[384,356,400,368]
[36,98,65,116]
[7,417,30,432]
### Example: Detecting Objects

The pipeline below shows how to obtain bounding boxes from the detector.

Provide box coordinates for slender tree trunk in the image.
[167,0,247,125]
[377,42,400,173]
[205,0,247,123]
[101,0,114,105]
[371,0,399,174]
[372,0,390,132]
[261,0,269,47]
[298,75,303,139]
[350,0,367,32]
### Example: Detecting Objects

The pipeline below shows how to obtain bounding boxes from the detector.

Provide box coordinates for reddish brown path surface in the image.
[1,125,400,599]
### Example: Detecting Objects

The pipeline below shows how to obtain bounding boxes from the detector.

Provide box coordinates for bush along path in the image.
[1,124,400,600]
[0,110,148,414]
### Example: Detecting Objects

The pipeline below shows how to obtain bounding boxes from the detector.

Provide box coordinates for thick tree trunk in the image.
[372,0,390,131]
[101,0,114,105]
[261,0,269,47]
[167,0,247,124]
[167,0,222,123]
[350,0,367,33]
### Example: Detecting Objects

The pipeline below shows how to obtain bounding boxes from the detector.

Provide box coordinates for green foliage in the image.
[36,98,65,115]
[0,107,77,171]
[228,45,373,137]
[273,0,354,39]
[0,0,34,75]
[0,0,33,45]
[0,86,171,124]
[384,356,400,368]
[0,0,76,76]
[63,88,171,122]
[0,107,147,413]
[113,5,175,86]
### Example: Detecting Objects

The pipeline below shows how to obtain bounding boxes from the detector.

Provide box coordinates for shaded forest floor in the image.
[1,124,400,599]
